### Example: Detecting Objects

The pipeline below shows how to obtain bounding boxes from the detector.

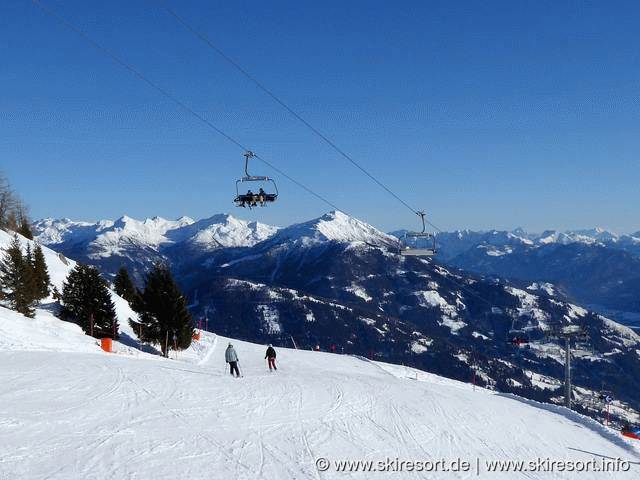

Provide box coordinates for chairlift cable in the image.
[32,1,245,153]
[32,0,345,216]
[251,153,343,211]
[34,3,514,315]
[162,5,442,234]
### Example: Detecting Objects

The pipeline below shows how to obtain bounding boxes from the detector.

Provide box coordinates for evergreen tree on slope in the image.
[0,236,37,317]
[31,244,50,300]
[114,267,141,309]
[60,264,118,339]
[130,264,193,356]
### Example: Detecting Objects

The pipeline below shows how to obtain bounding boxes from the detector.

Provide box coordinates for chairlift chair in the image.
[399,211,436,256]
[233,151,278,208]
[508,315,532,347]
[509,335,530,347]
[508,325,531,346]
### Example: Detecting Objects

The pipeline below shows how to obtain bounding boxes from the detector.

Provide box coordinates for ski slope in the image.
[1,306,639,479]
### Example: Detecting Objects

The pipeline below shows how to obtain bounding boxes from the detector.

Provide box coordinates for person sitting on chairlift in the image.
[245,189,257,207]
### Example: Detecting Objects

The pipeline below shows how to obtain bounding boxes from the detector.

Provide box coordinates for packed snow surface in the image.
[2,308,640,479]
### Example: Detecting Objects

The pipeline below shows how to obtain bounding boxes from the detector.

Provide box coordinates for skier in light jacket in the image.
[225,343,240,377]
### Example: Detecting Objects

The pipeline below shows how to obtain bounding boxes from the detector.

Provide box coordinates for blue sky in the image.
[2,0,639,233]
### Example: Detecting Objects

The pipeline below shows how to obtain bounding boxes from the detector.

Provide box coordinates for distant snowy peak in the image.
[430,227,640,263]
[97,215,196,250]
[444,227,640,250]
[316,211,396,243]
[34,215,195,246]
[33,217,97,245]
[184,215,279,250]
[33,216,193,258]
[271,211,396,248]
[33,214,280,255]
[517,228,623,246]
[538,228,619,245]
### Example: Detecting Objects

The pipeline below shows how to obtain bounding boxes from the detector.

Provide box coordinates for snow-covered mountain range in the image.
[30,212,640,426]
[33,213,280,284]
[33,211,394,256]
[428,227,640,260]
[36,216,640,274]
[428,228,640,323]
[34,215,640,322]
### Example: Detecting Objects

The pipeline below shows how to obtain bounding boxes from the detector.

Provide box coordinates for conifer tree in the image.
[31,244,50,300]
[114,267,140,307]
[0,236,36,317]
[130,264,193,356]
[24,243,38,302]
[60,264,118,339]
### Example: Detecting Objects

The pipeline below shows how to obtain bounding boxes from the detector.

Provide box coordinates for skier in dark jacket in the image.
[265,344,277,371]
[225,343,240,377]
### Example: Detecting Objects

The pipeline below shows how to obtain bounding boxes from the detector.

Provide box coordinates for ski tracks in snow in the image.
[3,339,640,479]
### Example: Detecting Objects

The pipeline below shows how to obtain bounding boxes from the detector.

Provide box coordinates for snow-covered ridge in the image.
[33,210,400,256]
[33,211,397,265]
[34,215,195,247]
[538,228,621,245]
[37,214,639,265]
[33,213,280,255]
[427,227,640,264]
[445,227,640,249]
[269,210,397,248]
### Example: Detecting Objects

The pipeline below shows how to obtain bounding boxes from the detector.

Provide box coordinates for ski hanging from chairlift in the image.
[399,211,436,256]
[233,151,279,208]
